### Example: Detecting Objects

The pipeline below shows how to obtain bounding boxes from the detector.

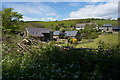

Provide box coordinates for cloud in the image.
[69,2,81,7]
[3,2,60,21]
[3,3,54,16]
[20,16,57,21]
[69,2,118,19]
[20,16,38,21]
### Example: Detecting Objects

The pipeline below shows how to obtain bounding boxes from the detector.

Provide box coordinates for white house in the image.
[97,24,112,32]
[75,22,98,30]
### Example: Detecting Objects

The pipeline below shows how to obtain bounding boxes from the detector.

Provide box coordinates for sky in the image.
[2,2,118,21]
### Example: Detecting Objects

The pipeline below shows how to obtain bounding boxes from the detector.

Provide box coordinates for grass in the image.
[23,19,117,30]
[24,20,77,30]
[92,20,117,26]
[76,34,119,48]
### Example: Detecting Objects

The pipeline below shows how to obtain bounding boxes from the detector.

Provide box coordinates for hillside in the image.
[22,19,117,30]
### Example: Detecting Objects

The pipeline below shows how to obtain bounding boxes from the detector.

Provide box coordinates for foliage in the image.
[2,34,120,79]
[2,8,119,80]
[69,38,78,44]
[80,24,98,39]
[2,8,23,32]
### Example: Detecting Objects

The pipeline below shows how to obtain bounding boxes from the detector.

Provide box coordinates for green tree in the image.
[2,8,23,32]
[55,25,60,30]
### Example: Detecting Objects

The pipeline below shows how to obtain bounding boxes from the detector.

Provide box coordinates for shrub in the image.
[2,36,120,79]
[70,38,77,44]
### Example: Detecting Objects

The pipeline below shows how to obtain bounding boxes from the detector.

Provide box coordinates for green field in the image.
[76,34,119,48]
[92,20,117,26]
[23,19,117,30]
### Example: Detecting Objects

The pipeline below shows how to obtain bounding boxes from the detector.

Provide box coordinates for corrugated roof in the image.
[103,24,112,27]
[26,27,52,37]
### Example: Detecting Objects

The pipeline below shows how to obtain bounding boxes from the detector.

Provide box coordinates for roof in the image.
[76,22,98,28]
[99,27,107,29]
[53,31,78,37]
[29,32,44,37]
[76,24,86,28]
[112,27,120,29]
[103,24,112,27]
[26,27,52,37]
[53,31,60,36]
[65,31,78,37]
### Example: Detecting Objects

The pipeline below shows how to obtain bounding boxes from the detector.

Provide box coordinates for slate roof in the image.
[103,24,112,27]
[26,27,52,37]
[53,31,78,37]
[112,27,120,29]
[53,31,60,36]
[76,24,86,28]
[76,22,98,28]
[65,31,78,37]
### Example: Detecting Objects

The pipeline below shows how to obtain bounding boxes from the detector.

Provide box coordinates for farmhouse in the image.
[75,24,86,30]
[75,22,98,30]
[53,31,81,40]
[24,27,53,42]
[98,24,112,32]
[112,27,120,32]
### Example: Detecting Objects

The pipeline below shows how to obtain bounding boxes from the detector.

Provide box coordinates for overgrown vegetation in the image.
[2,8,120,79]
[2,37,120,79]
[79,24,99,39]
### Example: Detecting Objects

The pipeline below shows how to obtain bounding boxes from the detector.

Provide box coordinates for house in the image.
[75,22,98,30]
[98,24,112,32]
[53,31,60,39]
[65,31,81,40]
[112,27,120,32]
[53,31,81,40]
[75,24,86,30]
[24,27,53,42]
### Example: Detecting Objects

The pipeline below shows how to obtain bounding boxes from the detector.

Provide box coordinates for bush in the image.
[2,37,120,79]
[88,32,98,39]
[69,38,77,44]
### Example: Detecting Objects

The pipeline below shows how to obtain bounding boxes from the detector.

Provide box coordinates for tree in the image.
[55,25,60,30]
[117,18,120,20]
[2,8,23,32]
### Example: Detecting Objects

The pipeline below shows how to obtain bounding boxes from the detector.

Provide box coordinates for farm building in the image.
[53,31,81,40]
[75,24,86,30]
[112,27,120,32]
[24,27,53,42]
[75,22,98,30]
[53,31,60,39]
[98,24,112,32]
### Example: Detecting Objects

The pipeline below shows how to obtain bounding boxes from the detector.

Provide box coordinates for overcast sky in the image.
[2,2,118,21]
